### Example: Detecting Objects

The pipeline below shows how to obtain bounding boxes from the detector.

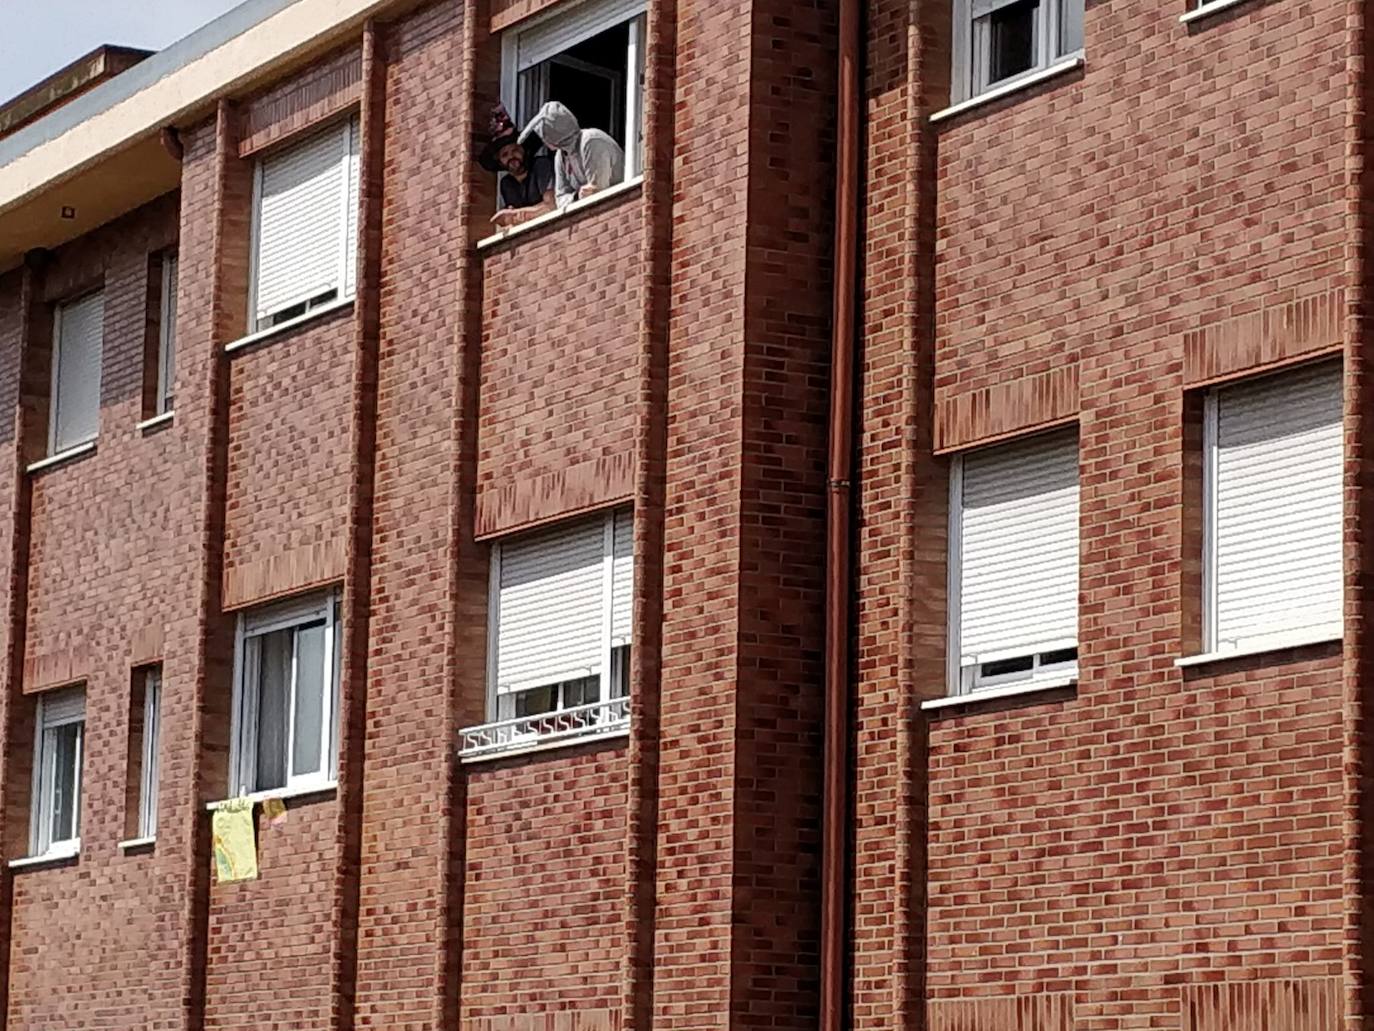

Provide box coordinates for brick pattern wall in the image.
[222,309,355,609]
[477,195,643,538]
[462,743,628,1020]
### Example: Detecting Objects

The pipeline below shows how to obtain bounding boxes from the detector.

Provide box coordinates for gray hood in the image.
[520,101,581,151]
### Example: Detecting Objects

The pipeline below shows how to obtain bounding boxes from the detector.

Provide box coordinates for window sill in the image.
[920,676,1077,711]
[136,410,174,433]
[9,841,80,868]
[204,781,337,811]
[117,835,156,851]
[1175,630,1342,669]
[223,296,354,355]
[26,440,96,474]
[1180,0,1254,23]
[476,175,645,252]
[930,54,1085,124]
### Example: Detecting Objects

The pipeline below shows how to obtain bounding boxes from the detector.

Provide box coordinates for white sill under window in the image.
[204,780,338,811]
[117,835,156,851]
[476,175,645,252]
[931,54,1085,124]
[1175,629,1342,669]
[1180,0,1254,23]
[920,675,1077,711]
[27,439,96,474]
[223,295,354,355]
[136,410,174,433]
[9,839,80,868]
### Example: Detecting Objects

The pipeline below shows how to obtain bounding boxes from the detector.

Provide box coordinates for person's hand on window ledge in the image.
[578,184,604,201]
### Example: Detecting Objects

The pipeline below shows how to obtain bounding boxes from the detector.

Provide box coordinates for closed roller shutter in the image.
[496,517,607,693]
[516,0,646,71]
[957,428,1079,667]
[343,117,361,299]
[52,291,104,453]
[1212,362,1343,650]
[253,117,358,327]
[611,509,633,646]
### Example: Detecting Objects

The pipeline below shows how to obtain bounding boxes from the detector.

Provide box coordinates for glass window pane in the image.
[255,628,291,791]
[48,723,81,844]
[989,0,1037,83]
[291,622,327,778]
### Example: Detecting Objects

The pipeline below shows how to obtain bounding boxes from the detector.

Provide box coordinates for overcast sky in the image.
[0,0,246,106]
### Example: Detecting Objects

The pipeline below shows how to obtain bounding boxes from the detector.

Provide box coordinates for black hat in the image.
[478,103,523,173]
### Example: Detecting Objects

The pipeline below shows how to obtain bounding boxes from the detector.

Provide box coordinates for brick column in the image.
[851,1,949,1028]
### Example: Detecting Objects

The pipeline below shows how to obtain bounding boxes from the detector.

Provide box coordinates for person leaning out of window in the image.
[520,101,625,210]
[481,103,556,228]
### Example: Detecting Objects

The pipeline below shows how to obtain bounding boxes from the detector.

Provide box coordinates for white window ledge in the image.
[224,296,354,355]
[136,410,174,432]
[476,175,645,252]
[117,835,156,851]
[1181,0,1254,23]
[461,722,629,765]
[931,54,1085,124]
[1175,631,1342,669]
[204,781,337,811]
[26,440,96,474]
[460,696,632,763]
[9,840,80,868]
[921,676,1077,711]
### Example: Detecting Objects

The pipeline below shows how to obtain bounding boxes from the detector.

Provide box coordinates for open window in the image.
[502,0,646,179]
[951,0,1084,104]
[230,591,341,796]
[30,687,85,859]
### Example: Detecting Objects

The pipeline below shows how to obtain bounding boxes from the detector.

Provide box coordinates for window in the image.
[50,290,104,454]
[30,687,85,857]
[488,508,633,721]
[502,0,646,179]
[1202,362,1343,654]
[951,0,1084,104]
[157,254,178,415]
[126,667,162,840]
[230,592,341,796]
[249,117,360,332]
[948,428,1079,695]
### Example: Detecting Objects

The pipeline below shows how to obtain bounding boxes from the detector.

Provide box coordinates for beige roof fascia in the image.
[0,0,403,219]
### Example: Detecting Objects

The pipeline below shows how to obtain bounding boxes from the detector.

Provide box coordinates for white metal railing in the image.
[459,696,630,760]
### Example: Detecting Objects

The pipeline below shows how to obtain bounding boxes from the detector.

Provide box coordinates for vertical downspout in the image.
[822,0,860,1027]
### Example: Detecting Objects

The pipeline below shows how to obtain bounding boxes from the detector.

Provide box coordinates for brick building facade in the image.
[0,0,1368,1028]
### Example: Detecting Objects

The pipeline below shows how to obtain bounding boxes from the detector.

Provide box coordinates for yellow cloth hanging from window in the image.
[211,797,258,883]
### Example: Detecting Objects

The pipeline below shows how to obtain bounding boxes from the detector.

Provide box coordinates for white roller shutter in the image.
[1212,362,1343,651]
[516,0,646,71]
[51,291,103,453]
[956,428,1079,666]
[496,517,607,693]
[343,117,361,299]
[252,117,357,327]
[40,686,85,728]
[611,509,633,646]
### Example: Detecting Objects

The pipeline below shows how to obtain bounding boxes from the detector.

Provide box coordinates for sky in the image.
[0,0,246,106]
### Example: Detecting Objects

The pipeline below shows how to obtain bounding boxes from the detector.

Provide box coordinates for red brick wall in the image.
[203,798,339,1028]
[462,743,628,1021]
[223,310,355,608]
[477,195,642,537]
[854,0,1356,1026]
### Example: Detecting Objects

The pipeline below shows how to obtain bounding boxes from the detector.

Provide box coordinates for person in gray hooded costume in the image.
[520,101,625,210]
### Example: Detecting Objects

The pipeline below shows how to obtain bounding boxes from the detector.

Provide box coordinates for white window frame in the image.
[229,591,341,797]
[156,254,178,416]
[499,0,647,183]
[946,432,1080,696]
[951,0,1084,105]
[30,688,85,858]
[137,668,162,839]
[247,116,359,333]
[1200,367,1344,655]
[486,509,631,722]
[49,290,103,456]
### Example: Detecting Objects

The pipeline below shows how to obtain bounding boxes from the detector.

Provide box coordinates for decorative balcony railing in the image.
[458,696,631,761]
